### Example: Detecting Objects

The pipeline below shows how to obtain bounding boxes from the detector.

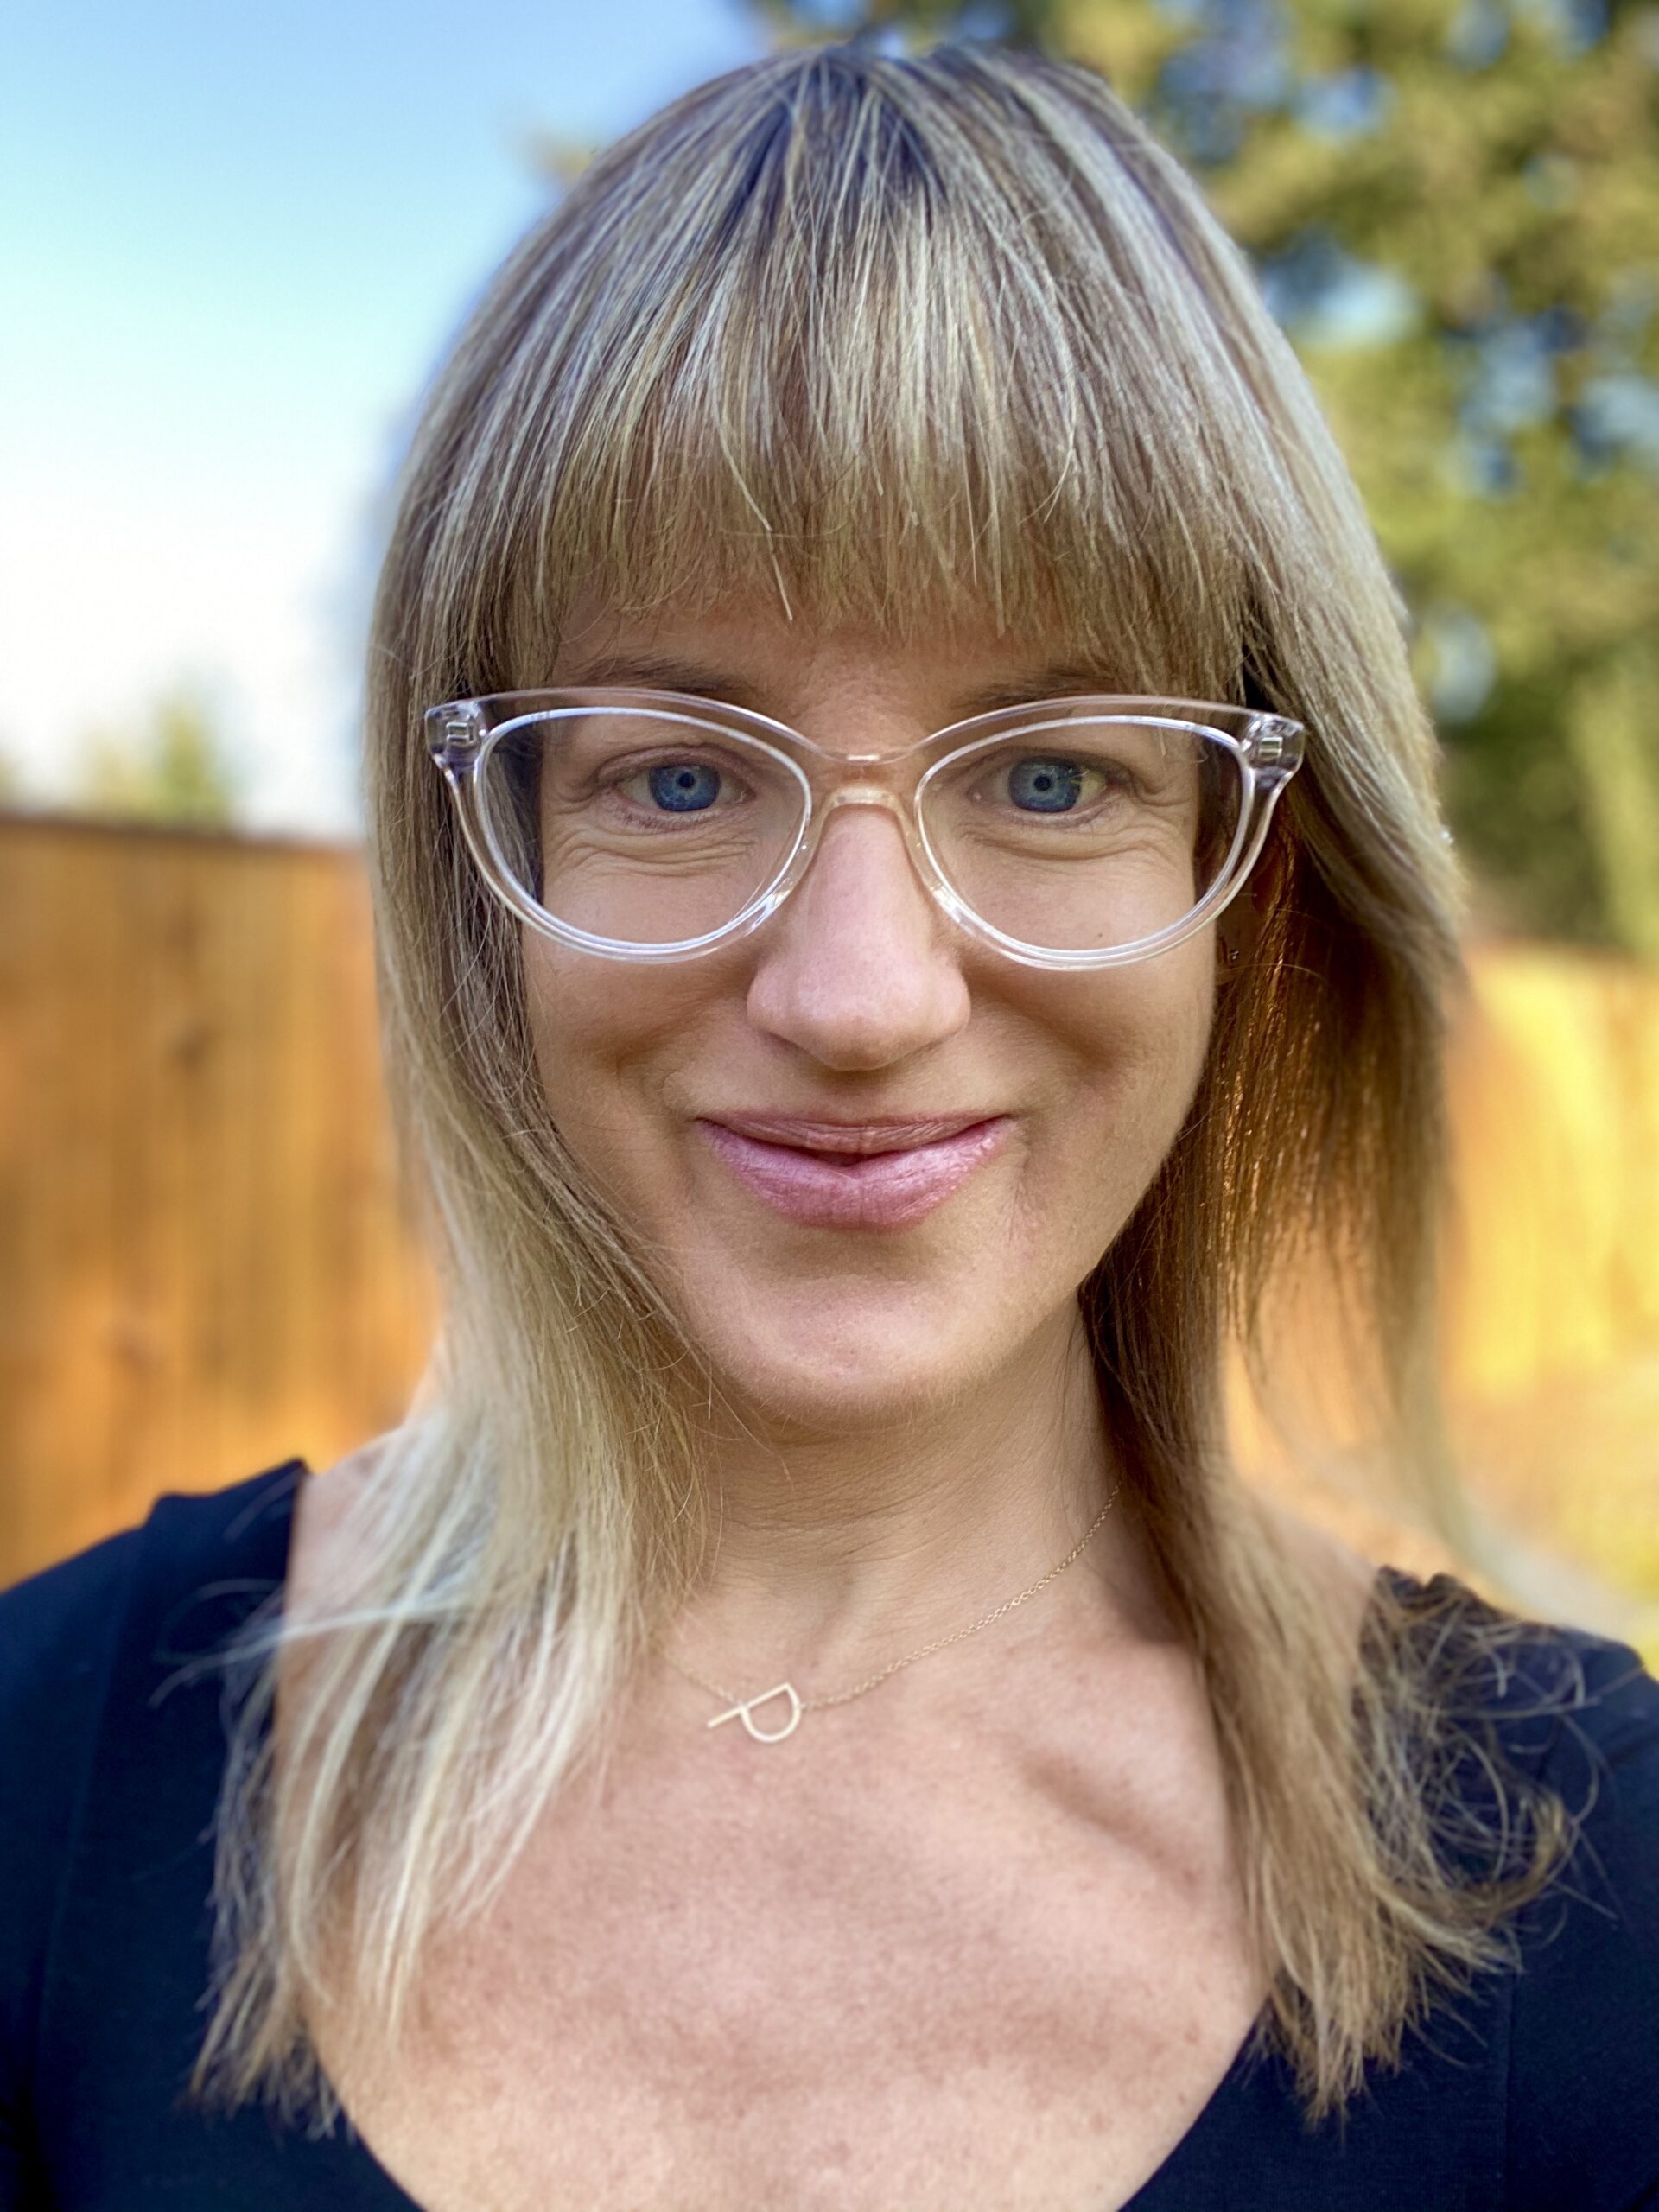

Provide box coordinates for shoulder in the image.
[1485,1610,1659,2208]
[1363,1569,1659,2201]
[0,1521,151,1955]
[0,1460,310,1690]
[0,1518,144,1713]
[0,1522,147,2188]
[0,1452,312,1768]
[0,1522,149,2018]
[0,1461,307,2158]
[0,1462,310,2012]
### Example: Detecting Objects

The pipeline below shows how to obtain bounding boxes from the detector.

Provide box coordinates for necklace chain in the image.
[659,1480,1123,1741]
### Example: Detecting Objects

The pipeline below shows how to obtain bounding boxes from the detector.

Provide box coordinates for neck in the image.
[666,1306,1167,1694]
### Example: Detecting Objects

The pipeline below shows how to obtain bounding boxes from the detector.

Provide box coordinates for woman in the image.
[3,37,1656,2212]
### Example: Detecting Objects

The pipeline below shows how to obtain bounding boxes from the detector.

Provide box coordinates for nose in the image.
[744,799,971,1070]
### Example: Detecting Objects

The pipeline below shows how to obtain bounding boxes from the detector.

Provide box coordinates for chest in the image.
[310,1679,1266,2212]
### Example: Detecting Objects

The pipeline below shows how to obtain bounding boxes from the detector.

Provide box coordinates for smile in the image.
[695,1116,1014,1230]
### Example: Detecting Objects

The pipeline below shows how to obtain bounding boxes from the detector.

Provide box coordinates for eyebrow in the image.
[550,651,1132,722]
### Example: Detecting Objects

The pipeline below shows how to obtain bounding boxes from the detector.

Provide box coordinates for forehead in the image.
[539,587,1151,731]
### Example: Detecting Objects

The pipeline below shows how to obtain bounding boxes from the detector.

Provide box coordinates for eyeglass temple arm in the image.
[1212,715,1302,913]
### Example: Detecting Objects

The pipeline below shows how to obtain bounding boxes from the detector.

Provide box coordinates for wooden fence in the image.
[3,810,1658,1611]
[0,812,434,1581]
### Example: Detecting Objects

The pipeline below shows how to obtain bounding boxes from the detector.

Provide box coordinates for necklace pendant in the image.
[708,1681,804,1743]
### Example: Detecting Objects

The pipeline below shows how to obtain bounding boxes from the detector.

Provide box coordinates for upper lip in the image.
[701,1111,1002,1155]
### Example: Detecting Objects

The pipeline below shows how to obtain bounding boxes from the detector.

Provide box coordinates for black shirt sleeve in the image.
[0,1529,144,2210]
[1504,1624,1659,2210]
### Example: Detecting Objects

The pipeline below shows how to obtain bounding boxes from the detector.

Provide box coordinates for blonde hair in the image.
[191,40,1587,2132]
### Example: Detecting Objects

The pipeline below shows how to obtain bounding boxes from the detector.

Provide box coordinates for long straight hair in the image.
[190,41,1586,2130]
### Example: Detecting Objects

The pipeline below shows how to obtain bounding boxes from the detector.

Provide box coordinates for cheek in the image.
[1032,949,1217,1204]
[519,936,723,1183]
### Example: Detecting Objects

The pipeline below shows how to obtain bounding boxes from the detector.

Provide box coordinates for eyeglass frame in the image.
[424,686,1306,972]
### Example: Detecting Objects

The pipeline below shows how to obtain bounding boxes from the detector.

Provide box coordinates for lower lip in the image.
[696,1118,1013,1230]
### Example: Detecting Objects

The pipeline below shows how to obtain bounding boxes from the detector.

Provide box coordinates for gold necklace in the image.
[659,1481,1124,1744]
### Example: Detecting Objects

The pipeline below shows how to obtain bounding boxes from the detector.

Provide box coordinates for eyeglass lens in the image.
[476,706,1246,955]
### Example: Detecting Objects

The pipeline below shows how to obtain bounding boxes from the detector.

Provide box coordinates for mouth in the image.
[694,1113,1014,1230]
[705,1111,999,1156]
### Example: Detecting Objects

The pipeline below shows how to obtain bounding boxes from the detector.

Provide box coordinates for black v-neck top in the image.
[3,1460,1657,2209]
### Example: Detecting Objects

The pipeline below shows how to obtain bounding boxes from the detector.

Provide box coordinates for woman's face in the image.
[522,590,1220,1430]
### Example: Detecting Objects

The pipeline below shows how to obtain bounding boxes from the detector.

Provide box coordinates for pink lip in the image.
[696,1116,1013,1230]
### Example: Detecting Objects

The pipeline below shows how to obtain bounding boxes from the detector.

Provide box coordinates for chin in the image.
[680,1272,1003,1432]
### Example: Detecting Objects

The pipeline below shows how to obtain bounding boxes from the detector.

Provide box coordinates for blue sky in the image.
[1,0,771,832]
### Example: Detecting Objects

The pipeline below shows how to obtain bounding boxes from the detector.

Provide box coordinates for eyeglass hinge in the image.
[425,703,485,764]
[1251,714,1298,765]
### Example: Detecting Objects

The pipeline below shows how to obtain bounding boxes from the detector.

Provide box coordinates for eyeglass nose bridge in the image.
[763,779,971,940]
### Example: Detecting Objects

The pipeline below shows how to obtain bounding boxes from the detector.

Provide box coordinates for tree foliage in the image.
[755,0,1659,953]
[70,687,243,830]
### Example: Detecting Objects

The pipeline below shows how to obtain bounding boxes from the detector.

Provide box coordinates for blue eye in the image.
[646,762,722,812]
[1007,758,1084,812]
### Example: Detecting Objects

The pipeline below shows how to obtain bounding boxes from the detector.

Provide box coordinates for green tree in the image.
[754,0,1659,955]
[73,686,242,829]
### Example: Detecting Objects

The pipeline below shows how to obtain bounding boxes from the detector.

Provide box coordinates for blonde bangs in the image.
[418,46,1300,701]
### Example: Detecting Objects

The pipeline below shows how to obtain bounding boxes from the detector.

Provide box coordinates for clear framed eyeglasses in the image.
[424,688,1306,970]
